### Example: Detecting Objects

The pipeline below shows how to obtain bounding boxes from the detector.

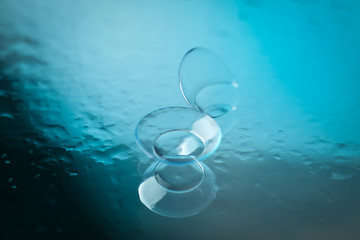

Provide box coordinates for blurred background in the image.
[0,0,360,239]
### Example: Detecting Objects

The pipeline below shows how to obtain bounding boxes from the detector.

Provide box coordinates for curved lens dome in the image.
[135,107,221,164]
[179,47,239,134]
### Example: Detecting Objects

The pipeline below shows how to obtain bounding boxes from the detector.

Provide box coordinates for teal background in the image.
[0,0,359,239]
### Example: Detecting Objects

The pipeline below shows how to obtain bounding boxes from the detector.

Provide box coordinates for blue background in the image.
[0,0,360,239]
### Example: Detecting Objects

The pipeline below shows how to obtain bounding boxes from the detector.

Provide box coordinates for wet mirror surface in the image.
[1,0,360,239]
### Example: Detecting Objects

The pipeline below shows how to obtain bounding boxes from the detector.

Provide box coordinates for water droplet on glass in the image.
[330,172,353,180]
[66,170,79,177]
[0,113,14,119]
[302,158,315,166]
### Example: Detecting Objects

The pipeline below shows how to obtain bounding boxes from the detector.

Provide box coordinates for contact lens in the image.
[135,106,221,164]
[179,47,239,135]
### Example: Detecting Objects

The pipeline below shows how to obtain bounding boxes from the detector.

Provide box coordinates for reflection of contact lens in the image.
[135,107,221,164]
[179,47,239,135]
[154,160,204,192]
[138,161,217,218]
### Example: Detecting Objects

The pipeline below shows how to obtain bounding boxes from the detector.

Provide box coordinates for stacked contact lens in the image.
[136,48,239,218]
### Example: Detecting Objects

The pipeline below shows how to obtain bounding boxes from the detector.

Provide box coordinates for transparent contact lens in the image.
[179,47,239,135]
[136,48,233,218]
[135,107,222,164]
[138,161,217,218]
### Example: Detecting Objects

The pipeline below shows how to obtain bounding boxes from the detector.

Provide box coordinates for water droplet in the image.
[213,158,225,164]
[331,172,353,180]
[0,113,14,119]
[290,150,302,156]
[214,165,230,173]
[66,170,79,177]
[302,158,315,166]
[334,156,352,163]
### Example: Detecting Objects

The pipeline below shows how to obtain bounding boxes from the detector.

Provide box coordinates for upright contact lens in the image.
[179,47,239,135]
